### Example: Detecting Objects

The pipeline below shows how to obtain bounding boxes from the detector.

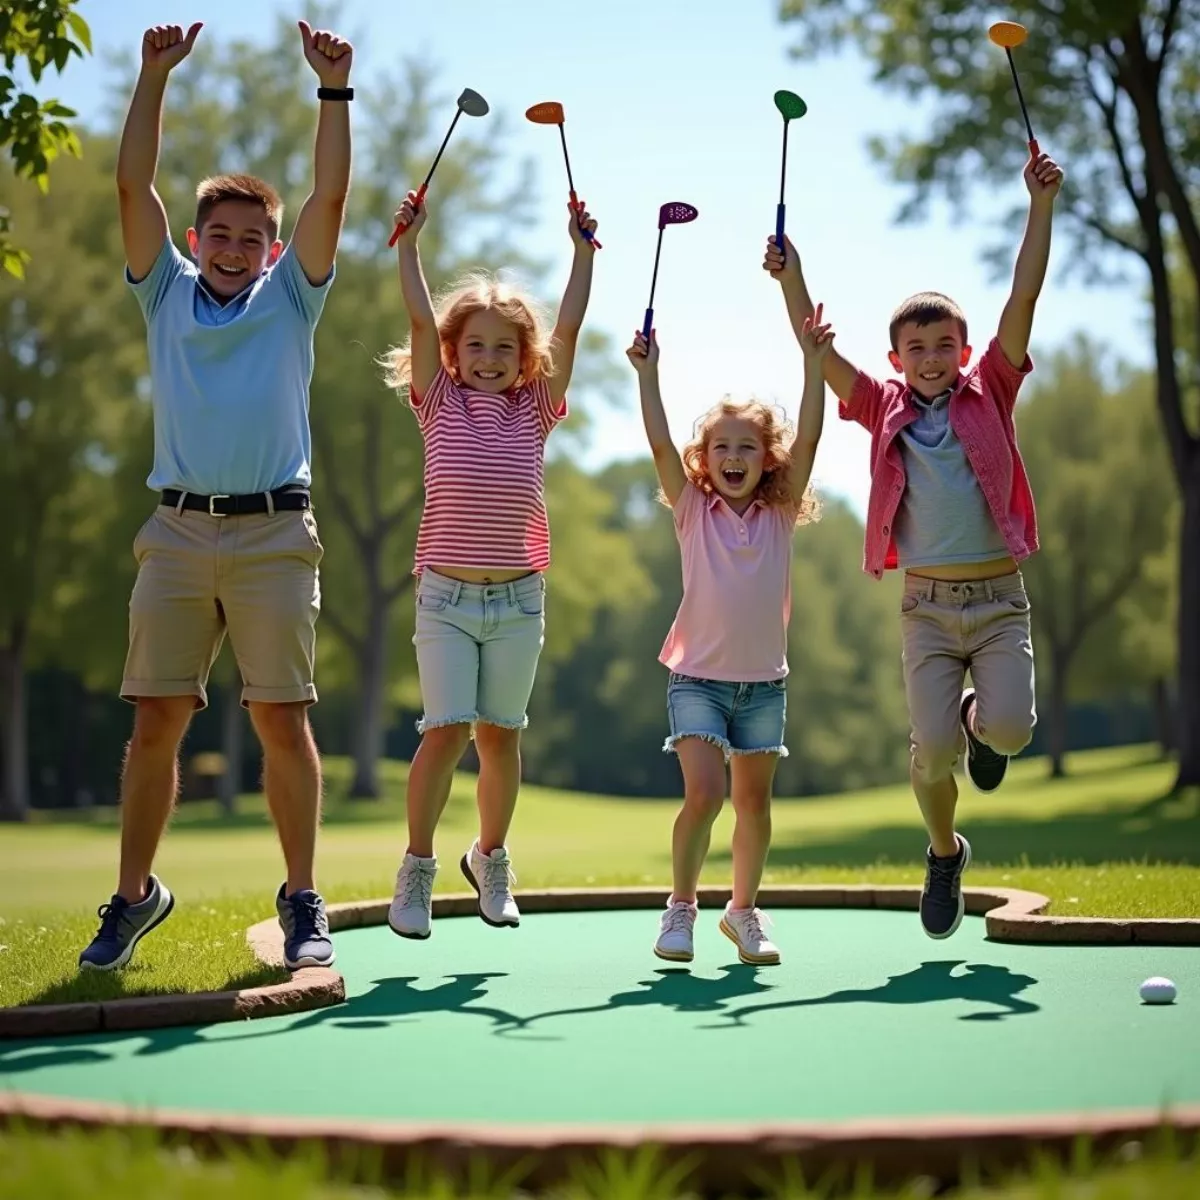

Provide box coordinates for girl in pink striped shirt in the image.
[380,192,599,942]
[626,306,832,967]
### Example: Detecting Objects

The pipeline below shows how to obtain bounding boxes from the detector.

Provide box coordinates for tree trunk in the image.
[1176,456,1200,789]
[1151,678,1174,759]
[349,595,389,799]
[1047,649,1070,780]
[0,624,30,821]
[218,681,244,816]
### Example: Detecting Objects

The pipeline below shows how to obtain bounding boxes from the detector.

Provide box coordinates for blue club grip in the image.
[775,203,786,257]
[642,308,654,341]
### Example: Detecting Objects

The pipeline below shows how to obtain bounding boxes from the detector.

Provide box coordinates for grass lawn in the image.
[1,744,1197,1009]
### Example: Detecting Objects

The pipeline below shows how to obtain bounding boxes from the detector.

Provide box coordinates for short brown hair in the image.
[889,291,968,351]
[194,174,283,241]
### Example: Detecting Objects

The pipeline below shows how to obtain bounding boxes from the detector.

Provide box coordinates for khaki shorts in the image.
[121,505,324,709]
[900,571,1036,783]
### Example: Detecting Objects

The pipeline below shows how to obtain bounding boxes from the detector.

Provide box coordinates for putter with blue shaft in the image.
[642,202,699,341]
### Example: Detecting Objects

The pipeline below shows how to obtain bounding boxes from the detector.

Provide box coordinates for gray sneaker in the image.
[275,885,335,970]
[920,835,972,939]
[78,875,174,971]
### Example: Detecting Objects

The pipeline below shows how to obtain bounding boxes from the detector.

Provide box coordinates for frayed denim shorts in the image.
[413,569,545,734]
[664,672,788,759]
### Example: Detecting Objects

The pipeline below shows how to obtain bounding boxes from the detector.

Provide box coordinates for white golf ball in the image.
[1139,976,1177,1005]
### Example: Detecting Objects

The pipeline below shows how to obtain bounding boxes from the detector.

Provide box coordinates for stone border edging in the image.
[3,881,1195,1040]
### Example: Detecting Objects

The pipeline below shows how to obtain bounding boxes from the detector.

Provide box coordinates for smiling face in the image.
[889,318,972,399]
[455,309,523,393]
[705,416,767,504]
[186,200,281,298]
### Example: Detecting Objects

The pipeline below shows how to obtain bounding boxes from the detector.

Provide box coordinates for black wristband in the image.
[317,86,354,100]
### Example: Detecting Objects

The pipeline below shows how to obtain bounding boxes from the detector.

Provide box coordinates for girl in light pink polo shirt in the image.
[626,306,833,966]
[378,192,599,942]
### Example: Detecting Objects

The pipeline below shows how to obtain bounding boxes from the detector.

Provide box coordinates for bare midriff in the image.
[904,555,1019,583]
[428,564,535,585]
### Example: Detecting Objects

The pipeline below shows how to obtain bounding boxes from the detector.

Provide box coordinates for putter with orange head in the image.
[773,90,807,253]
[388,88,490,246]
[525,101,601,249]
[642,202,698,340]
[988,21,1039,157]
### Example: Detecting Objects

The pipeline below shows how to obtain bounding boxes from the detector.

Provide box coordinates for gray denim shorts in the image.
[413,569,546,733]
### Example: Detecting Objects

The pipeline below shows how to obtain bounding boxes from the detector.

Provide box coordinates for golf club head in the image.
[457,88,490,117]
[988,21,1029,49]
[526,101,565,124]
[774,90,807,121]
[658,202,699,228]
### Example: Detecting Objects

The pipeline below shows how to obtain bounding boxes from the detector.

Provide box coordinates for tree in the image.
[1017,337,1175,776]
[0,136,143,819]
[0,0,91,277]
[778,0,1200,788]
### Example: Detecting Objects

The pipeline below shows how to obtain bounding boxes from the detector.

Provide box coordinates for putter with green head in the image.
[526,101,601,249]
[988,21,1040,157]
[774,90,807,254]
[388,88,490,246]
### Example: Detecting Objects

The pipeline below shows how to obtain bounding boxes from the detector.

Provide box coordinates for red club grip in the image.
[388,184,428,247]
[1028,138,1041,158]
[570,193,602,251]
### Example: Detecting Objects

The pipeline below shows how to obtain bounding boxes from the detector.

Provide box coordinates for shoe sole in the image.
[653,945,694,963]
[285,949,337,970]
[387,917,431,940]
[719,918,781,966]
[961,690,1007,793]
[460,855,519,928]
[79,890,176,972]
[921,838,973,940]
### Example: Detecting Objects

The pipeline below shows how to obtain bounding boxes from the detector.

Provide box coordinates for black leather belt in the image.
[160,488,311,516]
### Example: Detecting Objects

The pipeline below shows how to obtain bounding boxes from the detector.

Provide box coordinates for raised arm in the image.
[392,193,441,399]
[116,23,202,281]
[290,22,353,287]
[997,152,1063,369]
[547,203,600,406]
[764,235,859,403]
[626,329,686,506]
[788,303,833,498]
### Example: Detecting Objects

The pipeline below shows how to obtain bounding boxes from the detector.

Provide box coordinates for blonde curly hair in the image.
[381,272,554,392]
[679,397,820,525]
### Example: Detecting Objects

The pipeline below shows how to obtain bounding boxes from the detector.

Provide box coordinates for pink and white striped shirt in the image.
[409,367,566,574]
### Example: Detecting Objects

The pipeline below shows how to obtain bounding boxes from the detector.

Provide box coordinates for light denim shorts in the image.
[664,672,789,759]
[413,569,546,733]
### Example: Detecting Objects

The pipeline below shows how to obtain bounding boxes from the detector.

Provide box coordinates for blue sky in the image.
[56,0,1148,516]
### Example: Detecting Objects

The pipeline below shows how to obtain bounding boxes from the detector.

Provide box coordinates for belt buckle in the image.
[208,494,230,517]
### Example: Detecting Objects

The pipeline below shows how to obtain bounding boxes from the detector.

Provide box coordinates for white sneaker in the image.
[654,899,698,962]
[461,841,520,927]
[388,853,437,939]
[719,903,781,965]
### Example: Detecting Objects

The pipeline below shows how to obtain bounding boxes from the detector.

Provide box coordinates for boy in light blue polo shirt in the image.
[78,18,354,976]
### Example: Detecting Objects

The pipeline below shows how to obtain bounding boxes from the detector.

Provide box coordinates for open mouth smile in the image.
[721,467,747,487]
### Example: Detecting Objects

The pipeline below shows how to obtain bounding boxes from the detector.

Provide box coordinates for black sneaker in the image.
[920,835,972,939]
[961,689,1008,792]
[276,885,336,970]
[78,875,175,971]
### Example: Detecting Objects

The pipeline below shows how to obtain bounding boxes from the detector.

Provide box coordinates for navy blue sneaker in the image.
[961,690,1009,792]
[276,885,335,970]
[920,835,972,939]
[78,875,174,971]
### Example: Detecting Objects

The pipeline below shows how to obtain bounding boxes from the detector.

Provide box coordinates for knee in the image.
[732,787,772,820]
[474,723,522,762]
[421,722,473,763]
[250,702,313,754]
[130,697,193,753]
[682,780,725,821]
[910,730,962,784]
[977,709,1035,757]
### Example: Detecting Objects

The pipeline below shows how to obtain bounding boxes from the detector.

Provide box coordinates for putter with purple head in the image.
[642,202,698,341]
[389,88,490,246]
[526,101,601,249]
[773,90,807,255]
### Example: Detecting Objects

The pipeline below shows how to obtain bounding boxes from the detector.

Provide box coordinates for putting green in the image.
[2,908,1197,1125]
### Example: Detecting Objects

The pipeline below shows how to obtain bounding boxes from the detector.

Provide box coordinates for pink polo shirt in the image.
[659,483,796,682]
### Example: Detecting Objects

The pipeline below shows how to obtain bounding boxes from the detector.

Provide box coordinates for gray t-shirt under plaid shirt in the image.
[892,386,1009,570]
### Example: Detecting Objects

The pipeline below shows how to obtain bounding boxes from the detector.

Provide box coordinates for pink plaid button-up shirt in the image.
[841,338,1039,579]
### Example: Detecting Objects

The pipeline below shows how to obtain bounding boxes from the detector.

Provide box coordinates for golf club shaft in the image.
[1005,49,1037,147]
[779,119,789,206]
[559,125,600,248]
[387,109,465,245]
[643,228,664,339]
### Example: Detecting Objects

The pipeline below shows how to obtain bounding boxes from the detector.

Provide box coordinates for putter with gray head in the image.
[389,88,490,246]
[773,90,807,256]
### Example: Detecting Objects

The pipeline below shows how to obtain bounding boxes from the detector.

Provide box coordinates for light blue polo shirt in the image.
[127,239,333,495]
